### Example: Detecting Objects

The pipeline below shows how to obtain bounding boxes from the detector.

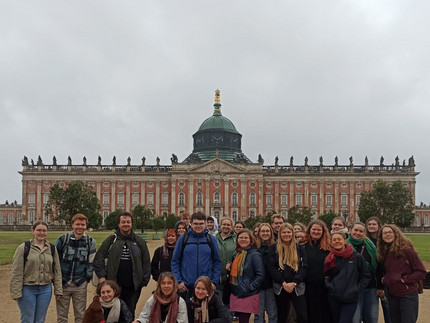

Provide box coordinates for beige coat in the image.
[10,239,63,299]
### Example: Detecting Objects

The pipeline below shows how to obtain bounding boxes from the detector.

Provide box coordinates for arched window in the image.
[250,210,255,218]
[0,212,4,224]
[214,192,220,203]
[8,212,14,224]
[232,192,238,206]
[249,192,256,206]
[196,192,203,206]
[178,192,185,206]
[29,211,34,224]
[232,211,237,222]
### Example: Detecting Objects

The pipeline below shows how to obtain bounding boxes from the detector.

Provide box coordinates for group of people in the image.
[10,211,427,323]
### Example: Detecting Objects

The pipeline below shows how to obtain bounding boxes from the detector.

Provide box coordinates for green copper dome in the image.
[198,103,239,134]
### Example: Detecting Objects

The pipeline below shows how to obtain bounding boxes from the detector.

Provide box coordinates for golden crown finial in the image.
[215,89,220,103]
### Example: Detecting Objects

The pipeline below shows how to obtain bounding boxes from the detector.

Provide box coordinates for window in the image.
[147,193,154,205]
[148,182,154,188]
[214,211,220,218]
[326,195,332,207]
[29,194,35,206]
[132,194,139,206]
[281,211,287,218]
[17,213,22,224]
[214,192,220,204]
[250,211,255,218]
[178,192,185,206]
[356,195,361,206]
[296,195,302,206]
[43,194,49,205]
[103,194,109,206]
[118,194,124,206]
[133,182,139,188]
[281,195,287,207]
[232,211,237,222]
[250,192,256,206]
[266,194,272,206]
[341,195,347,207]
[0,212,4,224]
[118,182,124,188]
[162,182,169,188]
[196,192,203,206]
[44,213,49,223]
[8,212,13,224]
[311,195,317,207]
[29,211,34,224]
[415,214,421,226]
[232,192,238,206]
[162,193,169,205]
[425,214,429,226]
[103,211,109,221]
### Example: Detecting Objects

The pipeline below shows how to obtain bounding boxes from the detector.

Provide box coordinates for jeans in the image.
[254,288,278,323]
[328,299,357,323]
[56,281,88,323]
[18,284,52,323]
[352,288,379,323]
[387,293,419,323]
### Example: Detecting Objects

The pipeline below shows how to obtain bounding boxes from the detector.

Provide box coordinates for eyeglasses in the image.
[191,222,205,226]
[382,231,393,235]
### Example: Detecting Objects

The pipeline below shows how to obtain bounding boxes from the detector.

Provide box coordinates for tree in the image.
[165,213,180,228]
[319,210,339,229]
[132,205,154,233]
[244,215,264,229]
[152,216,166,233]
[45,181,102,229]
[104,209,123,230]
[358,180,414,228]
[286,206,314,225]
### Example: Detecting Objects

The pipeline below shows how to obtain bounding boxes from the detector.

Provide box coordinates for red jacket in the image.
[382,247,426,296]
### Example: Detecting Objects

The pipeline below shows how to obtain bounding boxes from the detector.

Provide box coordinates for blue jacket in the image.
[171,228,222,288]
[230,246,264,298]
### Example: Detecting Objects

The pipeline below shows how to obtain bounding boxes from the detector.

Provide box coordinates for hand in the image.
[178,282,188,292]
[283,282,295,293]
[99,277,106,284]
[56,295,61,300]
[376,289,385,298]
[226,263,231,271]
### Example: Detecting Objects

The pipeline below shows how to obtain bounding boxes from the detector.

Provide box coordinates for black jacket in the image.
[187,293,231,323]
[267,243,307,285]
[303,240,330,285]
[229,246,264,298]
[324,253,371,303]
[103,299,134,323]
[258,242,274,290]
[150,245,174,282]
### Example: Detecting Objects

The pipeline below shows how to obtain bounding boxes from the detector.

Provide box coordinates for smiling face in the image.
[72,219,87,238]
[207,219,214,230]
[176,224,186,236]
[220,219,232,235]
[237,232,251,249]
[234,223,244,234]
[367,220,379,234]
[166,233,177,245]
[310,224,323,241]
[293,225,302,234]
[258,225,272,242]
[100,284,115,302]
[350,224,365,240]
[332,219,345,232]
[280,227,293,243]
[118,215,132,235]
[32,224,48,243]
[194,282,208,300]
[191,219,206,234]
[381,227,395,244]
[160,276,175,297]
[331,233,346,251]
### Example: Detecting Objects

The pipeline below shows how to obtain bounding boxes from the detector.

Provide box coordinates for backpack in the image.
[23,240,56,269]
[92,234,117,286]
[180,231,214,258]
[58,232,92,263]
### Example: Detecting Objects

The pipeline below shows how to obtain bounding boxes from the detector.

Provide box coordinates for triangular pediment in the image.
[188,158,246,173]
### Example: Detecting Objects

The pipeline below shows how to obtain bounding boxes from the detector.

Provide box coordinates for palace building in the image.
[7,90,420,225]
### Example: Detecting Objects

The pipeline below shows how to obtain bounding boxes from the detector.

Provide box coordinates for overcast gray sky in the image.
[1,0,429,205]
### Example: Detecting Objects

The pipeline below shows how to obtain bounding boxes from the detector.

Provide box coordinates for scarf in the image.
[229,249,247,286]
[347,236,377,271]
[149,293,179,323]
[100,297,121,323]
[330,227,349,235]
[323,243,354,272]
[191,296,210,323]
[163,228,177,259]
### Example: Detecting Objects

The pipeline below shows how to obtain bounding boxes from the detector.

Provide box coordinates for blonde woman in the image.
[267,223,308,323]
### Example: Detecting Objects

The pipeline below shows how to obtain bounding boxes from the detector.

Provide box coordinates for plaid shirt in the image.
[56,232,97,286]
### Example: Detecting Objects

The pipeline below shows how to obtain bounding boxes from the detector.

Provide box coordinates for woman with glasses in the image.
[377,224,426,323]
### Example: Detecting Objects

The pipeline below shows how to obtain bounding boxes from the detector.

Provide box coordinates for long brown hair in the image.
[377,224,413,261]
[276,223,298,271]
[255,223,275,248]
[303,219,331,251]
[154,272,178,299]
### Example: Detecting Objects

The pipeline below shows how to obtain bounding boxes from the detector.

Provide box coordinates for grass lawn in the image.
[0,230,158,266]
[1,231,429,266]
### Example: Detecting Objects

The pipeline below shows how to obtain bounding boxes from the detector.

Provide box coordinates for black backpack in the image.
[180,232,214,257]
[23,240,56,267]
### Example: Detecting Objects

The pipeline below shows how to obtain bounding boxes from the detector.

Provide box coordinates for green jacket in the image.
[215,231,236,285]
[10,240,63,299]
[94,229,150,290]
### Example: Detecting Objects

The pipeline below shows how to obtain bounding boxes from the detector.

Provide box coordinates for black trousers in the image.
[120,285,142,318]
[304,283,332,323]
[275,289,308,323]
